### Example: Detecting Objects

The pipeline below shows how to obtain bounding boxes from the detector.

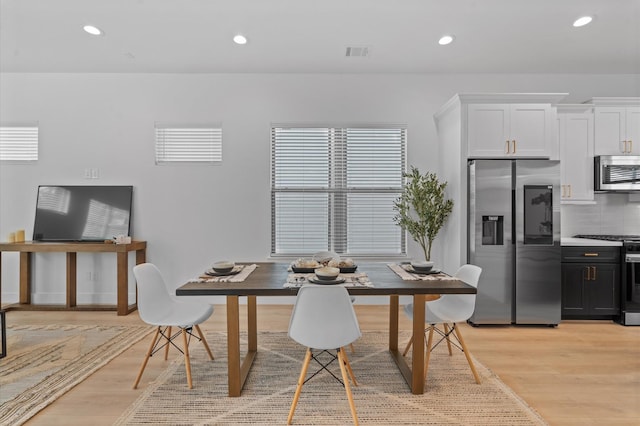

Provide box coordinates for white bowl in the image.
[314,266,340,281]
[313,251,339,265]
[410,260,434,273]
[213,261,235,273]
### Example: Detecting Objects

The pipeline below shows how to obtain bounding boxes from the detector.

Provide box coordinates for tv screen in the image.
[33,185,133,242]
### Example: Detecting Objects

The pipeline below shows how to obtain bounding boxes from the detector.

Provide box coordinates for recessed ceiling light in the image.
[83,25,103,36]
[438,35,455,45]
[233,34,247,45]
[573,16,593,27]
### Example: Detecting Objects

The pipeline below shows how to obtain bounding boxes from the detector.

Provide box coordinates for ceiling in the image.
[1,0,639,74]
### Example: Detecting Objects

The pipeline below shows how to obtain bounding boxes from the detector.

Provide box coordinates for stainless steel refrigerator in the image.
[468,159,561,325]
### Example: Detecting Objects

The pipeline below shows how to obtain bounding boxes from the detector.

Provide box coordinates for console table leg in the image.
[66,253,77,307]
[135,248,146,265]
[19,252,31,305]
[117,252,128,316]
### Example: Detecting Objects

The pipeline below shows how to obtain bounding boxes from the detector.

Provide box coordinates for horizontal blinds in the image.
[0,126,39,161]
[272,128,329,188]
[271,125,406,256]
[155,126,222,164]
[345,128,405,188]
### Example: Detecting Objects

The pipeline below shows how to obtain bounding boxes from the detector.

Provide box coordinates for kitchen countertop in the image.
[561,237,623,247]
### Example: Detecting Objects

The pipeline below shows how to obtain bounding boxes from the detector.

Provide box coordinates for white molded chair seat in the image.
[133,263,214,389]
[287,284,362,425]
[402,264,482,385]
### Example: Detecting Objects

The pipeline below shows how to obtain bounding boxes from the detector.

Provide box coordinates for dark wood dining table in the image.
[175,262,476,397]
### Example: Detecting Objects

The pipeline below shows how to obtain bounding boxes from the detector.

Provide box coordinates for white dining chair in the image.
[132,263,215,389]
[402,264,482,385]
[287,284,362,426]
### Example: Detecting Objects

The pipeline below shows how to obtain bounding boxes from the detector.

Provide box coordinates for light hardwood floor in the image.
[5,305,639,426]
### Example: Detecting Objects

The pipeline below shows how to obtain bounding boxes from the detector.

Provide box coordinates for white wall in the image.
[1,72,639,305]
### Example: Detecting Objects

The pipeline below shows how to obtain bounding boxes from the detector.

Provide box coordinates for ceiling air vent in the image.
[345,46,370,57]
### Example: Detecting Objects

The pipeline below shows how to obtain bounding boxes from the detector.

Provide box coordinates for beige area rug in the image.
[116,331,547,425]
[0,323,151,426]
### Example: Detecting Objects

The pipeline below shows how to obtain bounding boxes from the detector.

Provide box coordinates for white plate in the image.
[205,266,242,276]
[308,276,346,285]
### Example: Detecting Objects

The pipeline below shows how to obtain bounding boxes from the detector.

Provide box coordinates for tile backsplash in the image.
[562,193,640,237]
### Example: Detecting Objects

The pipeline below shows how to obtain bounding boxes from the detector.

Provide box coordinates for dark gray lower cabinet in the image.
[562,247,621,319]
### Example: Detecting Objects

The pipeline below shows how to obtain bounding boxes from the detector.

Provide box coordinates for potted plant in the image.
[393,166,453,261]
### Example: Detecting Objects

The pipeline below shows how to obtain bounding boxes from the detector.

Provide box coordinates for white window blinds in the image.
[0,126,39,161]
[271,125,406,256]
[155,125,222,164]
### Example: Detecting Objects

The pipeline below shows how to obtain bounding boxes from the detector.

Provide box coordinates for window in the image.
[271,125,406,256]
[0,125,39,162]
[155,125,222,164]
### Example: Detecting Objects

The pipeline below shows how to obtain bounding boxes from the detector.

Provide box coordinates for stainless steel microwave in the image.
[595,155,640,191]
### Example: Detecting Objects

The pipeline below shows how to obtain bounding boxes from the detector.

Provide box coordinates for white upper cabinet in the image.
[592,98,640,155]
[467,103,555,158]
[558,107,594,203]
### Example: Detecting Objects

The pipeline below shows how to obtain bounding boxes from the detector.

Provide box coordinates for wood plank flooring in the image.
[5,305,639,425]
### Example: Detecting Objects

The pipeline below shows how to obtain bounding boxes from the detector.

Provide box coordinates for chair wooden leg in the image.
[349,343,355,353]
[452,324,481,384]
[194,324,214,360]
[338,349,359,426]
[424,326,435,381]
[443,323,453,355]
[288,348,312,425]
[164,326,172,360]
[341,347,358,386]
[133,327,161,389]
[402,334,413,356]
[181,328,193,389]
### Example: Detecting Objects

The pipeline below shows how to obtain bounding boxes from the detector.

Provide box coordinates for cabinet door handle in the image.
[505,140,510,154]
[561,185,565,198]
[583,252,599,257]
[512,139,517,153]
[623,140,632,154]
[568,184,572,198]
[591,266,597,281]
[585,266,591,280]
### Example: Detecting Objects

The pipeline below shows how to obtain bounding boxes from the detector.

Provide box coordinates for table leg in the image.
[388,293,427,394]
[135,248,146,265]
[116,252,128,316]
[247,295,257,352]
[411,294,426,394]
[227,295,242,396]
[19,252,31,305]
[134,248,146,310]
[66,252,77,307]
[389,295,399,351]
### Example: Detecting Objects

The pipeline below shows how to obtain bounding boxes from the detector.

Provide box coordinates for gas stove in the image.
[574,234,640,243]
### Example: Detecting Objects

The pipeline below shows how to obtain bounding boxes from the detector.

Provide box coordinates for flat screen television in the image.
[32,185,133,242]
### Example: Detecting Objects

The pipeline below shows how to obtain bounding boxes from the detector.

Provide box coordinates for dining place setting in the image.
[387,260,458,281]
[284,252,373,288]
[192,260,259,283]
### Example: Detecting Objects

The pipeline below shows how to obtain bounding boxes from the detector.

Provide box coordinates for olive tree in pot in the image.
[393,166,454,262]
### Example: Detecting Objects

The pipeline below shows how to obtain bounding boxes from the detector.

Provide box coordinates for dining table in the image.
[175,262,476,397]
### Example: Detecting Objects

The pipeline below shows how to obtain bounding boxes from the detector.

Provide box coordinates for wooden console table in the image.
[0,240,146,316]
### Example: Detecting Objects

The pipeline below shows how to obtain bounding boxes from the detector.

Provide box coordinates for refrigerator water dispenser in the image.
[482,216,504,245]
